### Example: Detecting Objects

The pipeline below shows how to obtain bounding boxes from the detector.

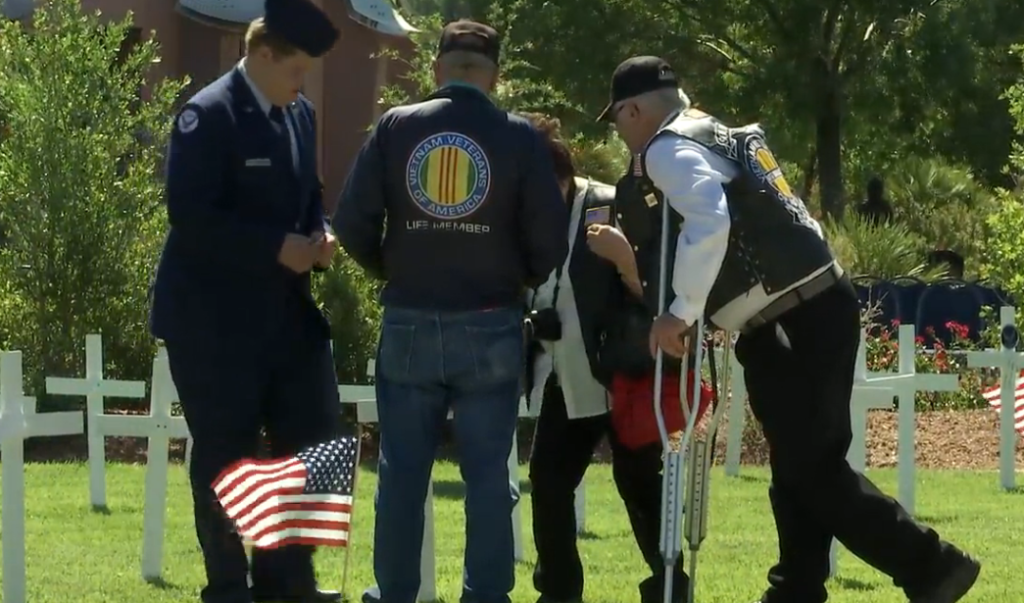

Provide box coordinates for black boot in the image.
[909,546,981,603]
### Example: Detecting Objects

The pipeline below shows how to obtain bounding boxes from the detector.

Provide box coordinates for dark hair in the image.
[867,176,884,201]
[520,112,575,183]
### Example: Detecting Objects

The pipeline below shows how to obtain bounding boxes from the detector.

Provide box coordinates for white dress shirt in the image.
[239,59,299,173]
[526,178,611,419]
[645,123,831,332]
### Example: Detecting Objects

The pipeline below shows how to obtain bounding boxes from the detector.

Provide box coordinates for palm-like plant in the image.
[823,212,945,279]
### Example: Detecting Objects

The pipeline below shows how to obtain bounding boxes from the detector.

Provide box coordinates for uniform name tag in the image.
[644,193,658,207]
[245,158,272,167]
[584,205,612,226]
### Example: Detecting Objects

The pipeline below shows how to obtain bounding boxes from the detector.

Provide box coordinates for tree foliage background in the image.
[0,1,184,403]
[0,0,1023,409]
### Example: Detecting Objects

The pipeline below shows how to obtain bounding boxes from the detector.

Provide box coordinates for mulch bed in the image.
[10,409,1022,470]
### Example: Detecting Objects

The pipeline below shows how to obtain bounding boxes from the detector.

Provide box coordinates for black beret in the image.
[263,0,339,58]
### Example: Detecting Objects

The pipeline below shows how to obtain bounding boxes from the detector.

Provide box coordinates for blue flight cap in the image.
[263,0,339,58]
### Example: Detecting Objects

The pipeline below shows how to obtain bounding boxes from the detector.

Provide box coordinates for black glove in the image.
[524,308,562,341]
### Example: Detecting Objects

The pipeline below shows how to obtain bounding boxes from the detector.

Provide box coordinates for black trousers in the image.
[529,377,686,603]
[736,278,947,603]
[166,317,341,603]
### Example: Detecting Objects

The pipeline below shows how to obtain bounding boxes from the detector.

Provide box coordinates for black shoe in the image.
[361,586,380,603]
[251,588,343,603]
[910,551,981,603]
[639,573,687,603]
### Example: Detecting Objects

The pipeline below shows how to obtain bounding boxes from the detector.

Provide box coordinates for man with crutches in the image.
[600,55,979,603]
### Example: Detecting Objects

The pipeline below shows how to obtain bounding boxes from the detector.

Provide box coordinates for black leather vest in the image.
[594,167,683,378]
[635,111,834,324]
[524,178,622,391]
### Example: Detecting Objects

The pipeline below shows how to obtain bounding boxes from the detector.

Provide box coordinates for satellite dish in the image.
[2,0,34,21]
[348,0,417,38]
[176,0,263,29]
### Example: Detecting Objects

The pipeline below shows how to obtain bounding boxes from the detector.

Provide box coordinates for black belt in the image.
[742,264,844,333]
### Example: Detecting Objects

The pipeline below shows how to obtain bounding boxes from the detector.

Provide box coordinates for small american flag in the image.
[212,437,358,549]
[981,372,1024,436]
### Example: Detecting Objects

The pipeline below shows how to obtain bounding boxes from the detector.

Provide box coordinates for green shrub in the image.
[313,255,382,384]
[823,213,944,279]
[883,156,997,275]
[0,1,185,406]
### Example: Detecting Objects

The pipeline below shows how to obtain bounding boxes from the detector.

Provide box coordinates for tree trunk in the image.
[800,149,817,202]
[813,59,844,218]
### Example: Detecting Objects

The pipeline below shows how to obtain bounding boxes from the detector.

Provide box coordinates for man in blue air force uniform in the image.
[599,55,980,603]
[335,19,569,603]
[149,1,343,602]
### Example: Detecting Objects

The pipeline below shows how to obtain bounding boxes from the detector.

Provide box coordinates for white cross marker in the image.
[966,306,1024,490]
[2,351,84,603]
[138,346,192,580]
[864,325,958,513]
[718,346,746,477]
[45,334,147,508]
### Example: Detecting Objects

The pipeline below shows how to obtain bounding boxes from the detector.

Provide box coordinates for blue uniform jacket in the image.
[334,85,569,311]
[149,67,330,344]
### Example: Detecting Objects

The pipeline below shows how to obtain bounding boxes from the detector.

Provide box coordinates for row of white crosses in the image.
[0,342,191,603]
[44,338,192,581]
[337,359,587,603]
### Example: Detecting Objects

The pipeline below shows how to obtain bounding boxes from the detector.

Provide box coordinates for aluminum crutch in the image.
[653,198,706,603]
[682,334,733,603]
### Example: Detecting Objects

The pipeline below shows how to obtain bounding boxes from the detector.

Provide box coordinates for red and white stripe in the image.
[212,457,352,549]
[981,372,1024,436]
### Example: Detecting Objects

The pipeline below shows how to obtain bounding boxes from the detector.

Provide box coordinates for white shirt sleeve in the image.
[644,135,734,325]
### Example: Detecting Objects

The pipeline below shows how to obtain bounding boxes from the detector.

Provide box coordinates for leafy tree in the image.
[980,46,1024,299]
[377,13,629,181]
[0,0,185,403]
[492,0,1023,217]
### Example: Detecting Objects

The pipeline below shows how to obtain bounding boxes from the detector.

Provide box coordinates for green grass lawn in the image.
[0,463,1020,602]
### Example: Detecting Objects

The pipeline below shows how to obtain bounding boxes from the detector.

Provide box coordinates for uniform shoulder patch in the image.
[176,108,200,134]
[405,131,491,220]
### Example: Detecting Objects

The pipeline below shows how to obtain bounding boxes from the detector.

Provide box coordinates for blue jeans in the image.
[372,306,524,603]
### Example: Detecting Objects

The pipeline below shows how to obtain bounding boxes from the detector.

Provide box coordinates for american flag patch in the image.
[585,205,612,226]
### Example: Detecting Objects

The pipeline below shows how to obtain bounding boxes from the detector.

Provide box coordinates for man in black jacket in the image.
[335,20,568,603]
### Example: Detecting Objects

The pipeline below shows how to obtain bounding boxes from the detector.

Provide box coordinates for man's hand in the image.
[278,233,318,273]
[586,224,632,266]
[649,312,690,358]
[311,230,338,268]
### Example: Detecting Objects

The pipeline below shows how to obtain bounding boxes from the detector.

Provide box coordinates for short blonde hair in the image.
[245,18,297,57]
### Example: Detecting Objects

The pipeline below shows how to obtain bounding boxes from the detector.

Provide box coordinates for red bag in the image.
[610,370,714,450]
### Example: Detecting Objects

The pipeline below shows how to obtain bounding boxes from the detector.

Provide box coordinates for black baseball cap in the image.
[437,19,501,66]
[263,0,339,58]
[596,56,679,121]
